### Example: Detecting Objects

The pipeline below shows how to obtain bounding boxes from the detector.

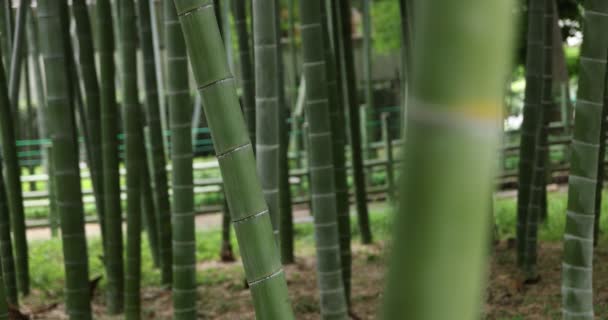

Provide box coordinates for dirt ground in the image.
[20,243,385,319]
[486,241,608,319]
[16,239,608,319]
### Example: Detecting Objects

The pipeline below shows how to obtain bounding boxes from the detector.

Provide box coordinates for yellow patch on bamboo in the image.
[460,101,502,121]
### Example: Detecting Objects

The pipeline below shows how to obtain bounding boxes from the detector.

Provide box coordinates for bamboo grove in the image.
[0,0,605,319]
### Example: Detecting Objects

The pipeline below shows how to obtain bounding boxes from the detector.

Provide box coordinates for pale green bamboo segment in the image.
[300,1,348,318]
[121,0,142,318]
[0,153,16,305]
[524,0,553,280]
[382,0,514,319]
[38,0,92,318]
[232,0,255,144]
[174,1,294,319]
[72,0,105,243]
[254,0,281,242]
[516,0,544,268]
[164,2,196,319]
[96,0,124,314]
[138,0,172,286]
[562,2,608,319]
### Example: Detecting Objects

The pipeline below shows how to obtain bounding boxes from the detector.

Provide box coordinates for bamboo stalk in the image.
[173,1,295,318]
[516,0,544,267]
[97,0,124,313]
[164,2,196,319]
[138,0,172,286]
[382,0,514,317]
[338,0,373,244]
[120,0,143,317]
[253,0,282,243]
[300,0,348,317]
[0,149,16,305]
[523,0,554,279]
[232,0,255,144]
[325,0,352,303]
[0,5,28,300]
[73,0,106,244]
[277,0,294,265]
[561,1,608,318]
[8,0,28,124]
[38,0,92,317]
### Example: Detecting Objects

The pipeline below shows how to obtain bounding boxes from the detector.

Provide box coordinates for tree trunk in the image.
[96,0,124,313]
[562,1,608,319]
[38,0,92,317]
[164,2,196,319]
[300,0,348,317]
[382,0,513,317]
[339,0,373,244]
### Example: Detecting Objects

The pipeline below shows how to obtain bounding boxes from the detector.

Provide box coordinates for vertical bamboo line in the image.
[164,2,196,318]
[97,0,124,313]
[39,0,92,317]
[301,0,348,317]
[174,1,295,318]
[138,0,172,285]
[339,0,373,244]
[328,1,352,301]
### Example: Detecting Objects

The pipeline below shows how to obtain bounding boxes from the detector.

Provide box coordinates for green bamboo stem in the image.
[73,0,106,244]
[326,0,352,303]
[254,0,282,243]
[164,2,196,319]
[8,0,28,124]
[232,0,255,145]
[0,2,11,70]
[287,0,298,110]
[361,0,373,152]
[339,0,373,244]
[0,152,16,304]
[398,0,412,136]
[219,197,234,261]
[138,0,172,285]
[142,127,161,268]
[38,0,92,318]
[516,0,544,267]
[301,1,348,318]
[381,113,394,201]
[382,0,513,317]
[562,2,608,319]
[97,0,124,313]
[0,14,29,301]
[141,165,160,268]
[173,1,295,318]
[277,0,294,265]
[523,0,554,280]
[148,0,170,157]
[120,1,142,317]
[0,254,8,320]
